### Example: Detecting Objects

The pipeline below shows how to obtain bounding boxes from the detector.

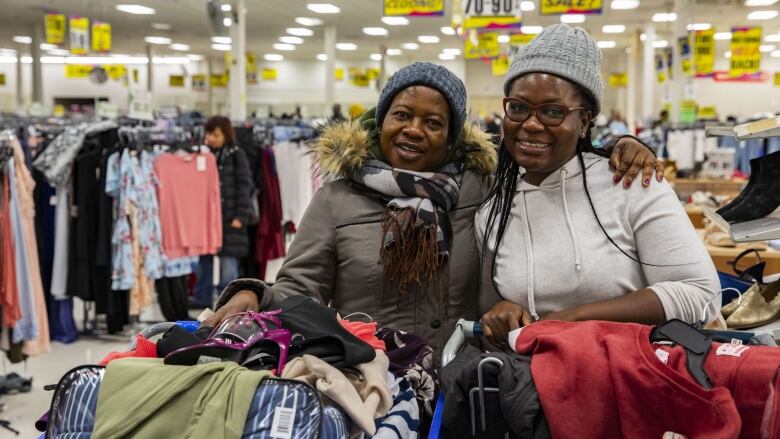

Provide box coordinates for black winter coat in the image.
[213,144,254,257]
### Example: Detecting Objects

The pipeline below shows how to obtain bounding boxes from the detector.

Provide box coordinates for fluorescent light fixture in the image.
[336,43,357,50]
[273,43,296,51]
[280,36,304,44]
[443,48,462,55]
[765,34,780,42]
[0,56,18,64]
[316,53,327,61]
[382,17,410,25]
[597,40,617,48]
[187,54,205,61]
[40,56,65,64]
[0,48,16,54]
[439,53,456,60]
[170,43,190,51]
[21,56,32,63]
[748,10,779,20]
[521,26,543,34]
[152,56,190,64]
[307,3,340,14]
[151,22,171,30]
[47,49,70,56]
[611,0,639,9]
[640,33,647,41]
[603,25,626,33]
[771,49,780,57]
[296,17,323,26]
[521,1,536,10]
[220,3,232,11]
[13,36,32,44]
[687,23,712,31]
[363,27,388,36]
[40,43,58,51]
[223,17,233,27]
[211,36,232,44]
[386,48,402,56]
[441,26,456,35]
[145,36,172,45]
[652,13,677,22]
[725,50,732,58]
[211,43,231,51]
[498,35,510,43]
[370,53,383,61]
[745,0,778,6]
[561,14,585,23]
[264,53,284,61]
[401,42,419,50]
[116,4,155,15]
[714,32,732,40]
[286,28,314,37]
[418,35,440,43]
[653,40,669,48]
[66,56,148,64]
[759,44,776,52]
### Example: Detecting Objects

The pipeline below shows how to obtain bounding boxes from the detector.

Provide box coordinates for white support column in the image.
[207,56,214,116]
[642,23,656,123]
[671,0,691,123]
[379,45,387,90]
[324,26,337,113]
[626,30,639,130]
[229,0,247,121]
[31,25,43,104]
[146,44,154,93]
[15,46,23,108]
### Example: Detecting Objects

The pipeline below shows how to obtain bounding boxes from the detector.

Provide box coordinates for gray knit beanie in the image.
[503,24,604,115]
[376,62,467,142]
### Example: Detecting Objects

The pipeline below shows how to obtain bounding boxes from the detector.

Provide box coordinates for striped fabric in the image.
[371,376,420,439]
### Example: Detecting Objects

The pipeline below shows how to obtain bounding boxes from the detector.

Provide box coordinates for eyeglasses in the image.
[503,97,586,127]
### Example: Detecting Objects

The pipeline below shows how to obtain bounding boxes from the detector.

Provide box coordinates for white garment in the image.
[666,130,696,170]
[273,141,317,227]
[693,129,707,163]
[476,153,720,324]
[50,185,70,299]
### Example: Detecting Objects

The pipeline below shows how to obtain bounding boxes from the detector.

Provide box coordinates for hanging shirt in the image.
[273,141,317,228]
[8,157,38,343]
[50,186,70,299]
[0,171,21,328]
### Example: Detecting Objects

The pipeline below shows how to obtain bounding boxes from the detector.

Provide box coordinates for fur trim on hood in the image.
[313,118,497,178]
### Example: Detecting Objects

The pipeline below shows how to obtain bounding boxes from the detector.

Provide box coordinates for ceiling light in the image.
[561,14,586,23]
[151,22,171,30]
[687,23,712,31]
[439,53,456,60]
[211,43,231,51]
[652,12,677,22]
[170,43,190,51]
[317,53,327,61]
[498,35,510,43]
[386,48,402,56]
[363,27,388,36]
[640,33,647,41]
[0,56,17,63]
[443,48,462,55]
[771,49,780,57]
[223,17,233,27]
[521,26,543,34]
[760,44,776,52]
[40,56,65,64]
[286,27,314,37]
[307,3,340,14]
[598,40,617,48]
[13,36,32,44]
[280,36,304,44]
[748,10,779,20]
[370,53,383,61]
[382,17,410,25]
[47,49,70,56]
[145,36,172,45]
[336,43,357,50]
[745,0,778,6]
[653,40,669,48]
[418,35,440,43]
[21,56,32,63]
[714,32,732,40]
[401,42,419,50]
[115,4,156,15]
[187,54,204,61]
[441,26,456,35]
[273,43,296,51]
[611,0,640,9]
[40,43,58,51]
[67,55,148,64]
[264,53,284,61]
[520,1,536,10]
[212,36,232,44]
[296,17,323,26]
[725,50,732,58]
[603,25,626,33]
[152,56,190,64]
[220,3,232,11]
[0,48,17,54]
[765,33,780,42]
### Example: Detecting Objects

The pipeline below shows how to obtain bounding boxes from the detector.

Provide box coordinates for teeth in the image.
[520,141,549,149]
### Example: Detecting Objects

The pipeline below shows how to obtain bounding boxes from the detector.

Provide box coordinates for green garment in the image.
[92,358,271,439]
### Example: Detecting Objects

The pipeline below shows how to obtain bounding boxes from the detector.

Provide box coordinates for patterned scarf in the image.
[351,159,462,294]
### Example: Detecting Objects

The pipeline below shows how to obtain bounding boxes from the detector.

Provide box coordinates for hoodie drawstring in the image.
[561,168,583,272]
[518,192,540,321]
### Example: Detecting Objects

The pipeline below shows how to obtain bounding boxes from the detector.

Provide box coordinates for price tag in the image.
[197,155,206,172]
[270,407,295,439]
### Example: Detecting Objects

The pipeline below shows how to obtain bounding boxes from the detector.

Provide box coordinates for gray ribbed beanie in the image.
[503,24,604,115]
[376,62,467,142]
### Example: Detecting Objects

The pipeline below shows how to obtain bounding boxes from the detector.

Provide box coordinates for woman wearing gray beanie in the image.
[208,61,655,361]
[478,24,719,346]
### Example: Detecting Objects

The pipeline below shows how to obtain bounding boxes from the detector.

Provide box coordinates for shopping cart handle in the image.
[442,319,483,367]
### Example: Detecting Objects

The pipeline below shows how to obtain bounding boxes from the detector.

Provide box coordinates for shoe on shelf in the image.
[720,151,780,224]
[716,156,762,218]
[725,281,780,330]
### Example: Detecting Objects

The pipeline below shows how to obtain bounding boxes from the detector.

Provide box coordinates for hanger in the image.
[650,319,713,389]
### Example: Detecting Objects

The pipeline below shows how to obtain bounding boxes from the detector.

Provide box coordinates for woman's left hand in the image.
[230,218,243,229]
[609,137,664,188]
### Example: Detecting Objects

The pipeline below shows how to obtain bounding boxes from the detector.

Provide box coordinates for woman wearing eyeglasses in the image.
[477,24,719,346]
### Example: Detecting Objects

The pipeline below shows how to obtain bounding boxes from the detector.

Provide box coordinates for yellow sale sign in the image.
[91,22,111,52]
[609,73,628,88]
[693,29,715,77]
[65,64,92,78]
[492,56,510,76]
[69,17,89,55]
[262,68,277,81]
[510,33,536,46]
[384,0,444,16]
[464,32,499,59]
[730,26,762,78]
[45,13,66,45]
[540,0,602,15]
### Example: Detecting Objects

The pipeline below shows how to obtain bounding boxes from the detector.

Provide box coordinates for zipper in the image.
[45,364,105,437]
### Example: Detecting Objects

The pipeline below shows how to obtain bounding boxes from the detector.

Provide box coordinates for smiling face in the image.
[503,73,592,186]
[379,86,450,172]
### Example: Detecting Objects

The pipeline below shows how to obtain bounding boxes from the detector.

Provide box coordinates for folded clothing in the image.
[99,335,158,366]
[340,320,386,352]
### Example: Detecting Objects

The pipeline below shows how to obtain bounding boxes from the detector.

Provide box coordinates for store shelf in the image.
[706,116,780,140]
[702,207,780,242]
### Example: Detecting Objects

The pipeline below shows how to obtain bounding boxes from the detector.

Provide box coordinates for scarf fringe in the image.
[381,208,441,294]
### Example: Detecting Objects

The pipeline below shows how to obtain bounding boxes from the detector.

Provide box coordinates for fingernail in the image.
[613,175,621,183]
[643,178,650,187]
[624,179,632,188]
[658,175,664,182]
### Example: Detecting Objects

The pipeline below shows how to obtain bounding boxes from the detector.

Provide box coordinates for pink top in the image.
[154,152,222,258]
